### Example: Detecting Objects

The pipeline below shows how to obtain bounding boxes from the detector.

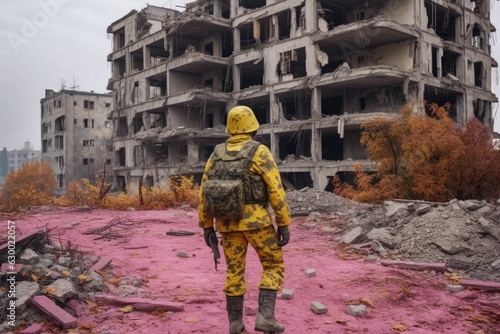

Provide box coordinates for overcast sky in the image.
[1,1,500,151]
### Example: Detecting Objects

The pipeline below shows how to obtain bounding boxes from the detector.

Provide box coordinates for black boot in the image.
[226,295,245,334]
[254,289,284,333]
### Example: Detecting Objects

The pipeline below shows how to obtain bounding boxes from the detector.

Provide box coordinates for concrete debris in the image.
[346,304,367,317]
[0,231,183,330]
[287,189,500,282]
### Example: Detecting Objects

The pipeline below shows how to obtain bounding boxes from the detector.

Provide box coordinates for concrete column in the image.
[311,88,321,164]
[233,27,241,52]
[304,0,317,33]
[144,44,151,68]
[230,0,237,19]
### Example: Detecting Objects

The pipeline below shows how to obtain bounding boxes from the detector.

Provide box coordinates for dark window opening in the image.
[204,79,214,88]
[204,42,214,55]
[432,46,438,77]
[203,113,214,128]
[473,99,490,123]
[359,97,366,111]
[321,95,343,115]
[277,10,291,40]
[131,49,144,71]
[114,28,125,49]
[240,61,264,89]
[147,75,167,99]
[282,172,313,190]
[83,100,95,109]
[152,143,168,160]
[279,90,311,121]
[240,21,257,50]
[55,135,64,150]
[144,175,154,188]
[425,1,458,42]
[57,174,64,189]
[239,0,266,10]
[278,131,311,160]
[474,61,483,87]
[200,145,215,160]
[114,56,126,79]
[321,130,343,161]
[442,50,459,77]
[117,116,128,137]
[134,113,144,134]
[116,175,126,192]
[83,119,94,128]
[117,147,126,167]
[279,48,307,79]
[472,23,483,50]
[55,116,65,131]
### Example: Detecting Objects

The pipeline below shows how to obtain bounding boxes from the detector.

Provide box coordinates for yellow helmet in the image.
[226,105,260,134]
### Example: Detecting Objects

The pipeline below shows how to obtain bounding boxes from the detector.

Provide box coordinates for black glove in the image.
[277,226,290,247]
[203,227,216,247]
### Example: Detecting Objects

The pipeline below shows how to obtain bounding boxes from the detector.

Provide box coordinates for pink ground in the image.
[9,207,500,334]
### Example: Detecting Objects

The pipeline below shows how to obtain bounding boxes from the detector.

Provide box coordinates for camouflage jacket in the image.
[199,134,291,232]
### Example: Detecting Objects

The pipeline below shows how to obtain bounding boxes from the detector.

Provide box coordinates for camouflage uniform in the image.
[199,105,290,334]
[199,133,292,295]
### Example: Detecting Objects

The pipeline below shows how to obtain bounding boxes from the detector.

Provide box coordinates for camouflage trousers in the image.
[221,225,285,296]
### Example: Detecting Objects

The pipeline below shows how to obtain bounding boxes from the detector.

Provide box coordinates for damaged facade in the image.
[40,90,113,195]
[106,0,497,192]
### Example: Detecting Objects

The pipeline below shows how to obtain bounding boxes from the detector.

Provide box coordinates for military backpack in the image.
[202,140,268,220]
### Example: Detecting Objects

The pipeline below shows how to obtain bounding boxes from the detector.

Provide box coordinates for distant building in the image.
[40,89,113,195]
[7,141,41,172]
[106,1,497,192]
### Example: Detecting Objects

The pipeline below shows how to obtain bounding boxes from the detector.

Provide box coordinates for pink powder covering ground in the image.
[9,207,500,334]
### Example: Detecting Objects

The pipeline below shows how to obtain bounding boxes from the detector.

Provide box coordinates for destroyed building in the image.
[40,90,113,195]
[106,0,497,192]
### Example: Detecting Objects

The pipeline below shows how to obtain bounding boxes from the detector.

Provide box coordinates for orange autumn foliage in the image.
[335,103,500,203]
[0,161,57,211]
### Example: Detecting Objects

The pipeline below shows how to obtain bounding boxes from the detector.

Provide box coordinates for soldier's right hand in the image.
[203,227,216,247]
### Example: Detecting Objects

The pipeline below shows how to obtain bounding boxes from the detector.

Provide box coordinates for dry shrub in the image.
[0,161,56,211]
[168,175,200,208]
[141,186,176,210]
[102,192,139,210]
[56,175,199,211]
[55,178,111,207]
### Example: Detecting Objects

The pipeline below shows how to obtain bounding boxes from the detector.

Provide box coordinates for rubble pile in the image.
[0,231,112,330]
[286,189,500,282]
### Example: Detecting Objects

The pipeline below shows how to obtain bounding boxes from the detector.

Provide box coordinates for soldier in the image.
[199,105,292,334]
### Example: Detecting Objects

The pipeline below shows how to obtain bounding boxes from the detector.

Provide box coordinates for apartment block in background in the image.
[106,0,497,192]
[40,89,113,195]
[7,141,41,173]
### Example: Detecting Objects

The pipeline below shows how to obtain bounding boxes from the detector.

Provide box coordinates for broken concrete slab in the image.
[95,295,184,312]
[16,281,40,313]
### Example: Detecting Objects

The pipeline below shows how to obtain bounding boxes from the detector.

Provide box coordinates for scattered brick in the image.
[281,289,294,300]
[20,323,43,334]
[380,260,447,272]
[90,257,112,271]
[305,269,316,277]
[311,301,328,314]
[459,279,500,292]
[30,296,77,329]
